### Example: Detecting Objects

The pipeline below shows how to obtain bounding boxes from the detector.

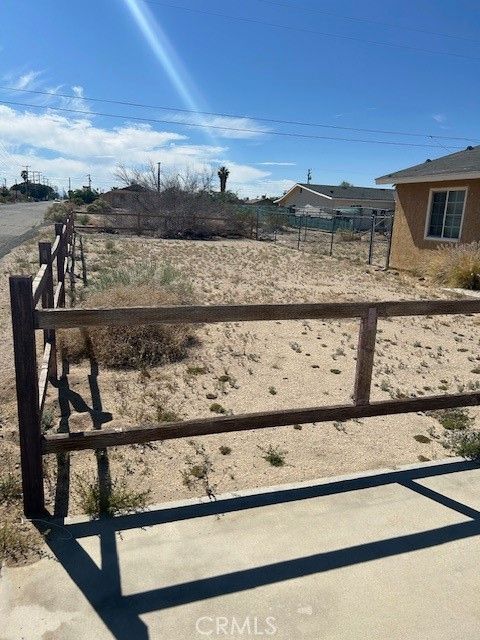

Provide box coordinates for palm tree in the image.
[218,166,229,193]
[20,170,28,183]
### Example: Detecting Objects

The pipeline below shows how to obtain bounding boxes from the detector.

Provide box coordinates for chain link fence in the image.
[246,205,394,268]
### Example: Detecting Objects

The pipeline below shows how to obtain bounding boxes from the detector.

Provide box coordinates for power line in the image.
[143,1,480,63]
[0,86,478,143]
[256,0,480,45]
[0,98,463,149]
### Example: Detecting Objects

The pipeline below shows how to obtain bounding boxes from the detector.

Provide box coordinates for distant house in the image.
[101,184,150,209]
[376,146,480,270]
[245,196,278,206]
[274,183,395,212]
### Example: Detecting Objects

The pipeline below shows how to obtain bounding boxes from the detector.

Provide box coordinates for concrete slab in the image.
[2,458,480,639]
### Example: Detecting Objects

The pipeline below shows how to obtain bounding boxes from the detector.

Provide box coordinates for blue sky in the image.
[1,0,479,197]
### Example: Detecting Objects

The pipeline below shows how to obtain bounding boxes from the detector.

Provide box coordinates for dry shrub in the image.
[337,229,361,242]
[75,472,151,517]
[44,200,74,222]
[429,242,480,290]
[60,285,196,368]
[60,262,197,368]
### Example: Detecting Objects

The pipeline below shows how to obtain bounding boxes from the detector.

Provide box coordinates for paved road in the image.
[0,201,51,258]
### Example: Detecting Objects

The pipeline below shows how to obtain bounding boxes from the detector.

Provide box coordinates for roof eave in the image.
[274,183,334,204]
[376,171,480,185]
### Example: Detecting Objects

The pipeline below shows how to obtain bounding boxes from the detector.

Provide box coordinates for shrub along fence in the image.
[8,219,480,515]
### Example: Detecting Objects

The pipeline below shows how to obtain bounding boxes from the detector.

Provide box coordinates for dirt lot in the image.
[1,229,480,555]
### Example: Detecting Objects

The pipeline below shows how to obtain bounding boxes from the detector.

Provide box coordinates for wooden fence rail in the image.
[8,211,480,516]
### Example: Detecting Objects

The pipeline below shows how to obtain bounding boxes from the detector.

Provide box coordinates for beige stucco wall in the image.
[390,179,480,271]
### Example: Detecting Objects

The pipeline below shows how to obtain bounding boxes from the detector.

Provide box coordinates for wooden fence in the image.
[9,213,74,516]
[9,214,480,516]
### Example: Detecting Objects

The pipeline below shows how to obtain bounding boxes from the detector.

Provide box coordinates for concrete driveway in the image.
[0,201,51,258]
[2,457,480,640]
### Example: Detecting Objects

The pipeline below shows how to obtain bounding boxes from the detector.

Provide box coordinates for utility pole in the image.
[68,177,71,192]
[87,173,91,189]
[307,169,312,184]
[157,162,161,192]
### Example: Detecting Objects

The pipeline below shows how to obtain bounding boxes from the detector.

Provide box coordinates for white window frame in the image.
[424,186,468,242]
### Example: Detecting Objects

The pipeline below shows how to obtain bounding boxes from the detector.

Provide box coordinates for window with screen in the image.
[426,189,466,240]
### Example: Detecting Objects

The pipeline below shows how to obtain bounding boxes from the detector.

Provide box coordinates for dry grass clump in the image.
[86,198,112,215]
[0,465,44,566]
[75,472,151,518]
[429,242,480,290]
[60,262,197,369]
[337,229,361,242]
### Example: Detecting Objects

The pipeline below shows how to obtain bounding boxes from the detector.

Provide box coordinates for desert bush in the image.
[262,445,287,467]
[78,213,90,225]
[90,260,190,295]
[337,228,361,242]
[429,408,473,431]
[0,472,22,504]
[110,165,252,239]
[448,429,480,460]
[429,242,480,290]
[44,201,74,222]
[0,522,32,563]
[75,473,150,517]
[60,262,197,368]
[86,199,112,215]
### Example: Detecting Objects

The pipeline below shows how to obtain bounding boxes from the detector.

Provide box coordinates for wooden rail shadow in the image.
[35,459,480,640]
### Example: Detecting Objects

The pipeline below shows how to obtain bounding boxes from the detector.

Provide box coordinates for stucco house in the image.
[376,146,480,271]
[274,183,395,212]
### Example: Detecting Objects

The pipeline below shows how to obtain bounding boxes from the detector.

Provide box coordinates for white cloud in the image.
[0,106,186,158]
[432,113,447,123]
[12,70,42,90]
[256,161,296,166]
[0,104,285,196]
[59,84,91,112]
[166,112,269,139]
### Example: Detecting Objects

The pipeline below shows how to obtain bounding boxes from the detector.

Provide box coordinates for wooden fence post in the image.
[9,276,45,516]
[38,241,57,381]
[55,222,66,308]
[79,235,88,285]
[353,307,378,406]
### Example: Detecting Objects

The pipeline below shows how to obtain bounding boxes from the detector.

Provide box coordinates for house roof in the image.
[275,183,394,204]
[376,145,480,184]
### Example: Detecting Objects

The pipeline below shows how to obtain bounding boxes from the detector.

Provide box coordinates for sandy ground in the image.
[1,230,480,526]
